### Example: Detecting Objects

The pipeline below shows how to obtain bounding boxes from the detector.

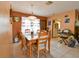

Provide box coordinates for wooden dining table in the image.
[23,32,51,57]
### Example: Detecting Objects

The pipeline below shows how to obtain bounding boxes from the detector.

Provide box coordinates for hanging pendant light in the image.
[27,4,37,20]
[31,4,34,15]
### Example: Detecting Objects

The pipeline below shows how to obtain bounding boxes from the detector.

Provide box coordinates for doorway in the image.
[52,20,60,38]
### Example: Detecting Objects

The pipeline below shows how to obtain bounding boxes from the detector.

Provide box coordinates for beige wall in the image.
[48,9,76,35]
[0,2,13,57]
[0,2,10,34]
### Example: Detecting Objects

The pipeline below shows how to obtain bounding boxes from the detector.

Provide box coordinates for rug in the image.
[23,45,53,58]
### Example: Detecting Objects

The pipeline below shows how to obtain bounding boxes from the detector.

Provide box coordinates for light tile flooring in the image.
[0,32,12,58]
[0,32,79,58]
[50,38,79,58]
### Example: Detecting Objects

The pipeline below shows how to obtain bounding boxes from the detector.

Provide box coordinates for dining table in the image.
[23,32,51,57]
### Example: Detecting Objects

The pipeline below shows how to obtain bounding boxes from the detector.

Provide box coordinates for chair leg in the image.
[20,40,23,49]
[44,44,47,57]
[37,45,39,58]
[45,43,46,49]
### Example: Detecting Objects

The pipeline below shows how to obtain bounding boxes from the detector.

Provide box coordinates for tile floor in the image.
[0,32,79,58]
[0,32,13,58]
[50,38,79,58]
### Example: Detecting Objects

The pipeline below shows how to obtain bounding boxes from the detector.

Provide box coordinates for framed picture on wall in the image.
[14,17,20,22]
[64,15,70,23]
[48,20,51,26]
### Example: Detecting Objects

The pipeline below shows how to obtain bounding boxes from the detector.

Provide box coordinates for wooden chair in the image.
[36,30,49,57]
[17,32,27,49]
[18,32,33,57]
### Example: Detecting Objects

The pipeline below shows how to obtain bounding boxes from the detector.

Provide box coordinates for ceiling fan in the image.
[30,1,53,15]
[46,1,53,5]
[41,1,53,8]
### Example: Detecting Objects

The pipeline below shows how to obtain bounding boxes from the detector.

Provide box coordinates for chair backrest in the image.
[17,32,23,40]
[37,30,49,57]
[17,32,26,44]
[38,30,48,42]
[40,30,47,36]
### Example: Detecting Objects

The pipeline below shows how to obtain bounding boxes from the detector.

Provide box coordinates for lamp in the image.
[27,4,37,20]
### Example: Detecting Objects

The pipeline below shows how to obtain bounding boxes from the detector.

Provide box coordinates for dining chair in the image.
[17,32,27,49]
[36,30,49,57]
[17,32,31,56]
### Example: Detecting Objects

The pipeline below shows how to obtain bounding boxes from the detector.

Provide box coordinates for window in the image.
[21,16,40,37]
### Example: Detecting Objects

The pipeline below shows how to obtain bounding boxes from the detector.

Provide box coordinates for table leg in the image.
[48,39,50,53]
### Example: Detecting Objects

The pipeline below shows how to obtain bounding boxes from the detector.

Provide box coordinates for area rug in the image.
[23,45,53,58]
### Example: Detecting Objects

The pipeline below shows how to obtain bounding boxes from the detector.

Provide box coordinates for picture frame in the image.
[48,20,51,26]
[14,17,20,22]
[64,15,70,23]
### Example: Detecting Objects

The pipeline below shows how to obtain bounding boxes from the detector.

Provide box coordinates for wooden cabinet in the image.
[40,20,47,30]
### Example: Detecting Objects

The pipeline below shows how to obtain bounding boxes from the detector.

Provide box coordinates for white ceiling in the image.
[11,1,79,17]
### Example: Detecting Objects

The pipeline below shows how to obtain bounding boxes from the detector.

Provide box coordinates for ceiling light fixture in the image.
[31,4,34,15]
[46,1,53,5]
